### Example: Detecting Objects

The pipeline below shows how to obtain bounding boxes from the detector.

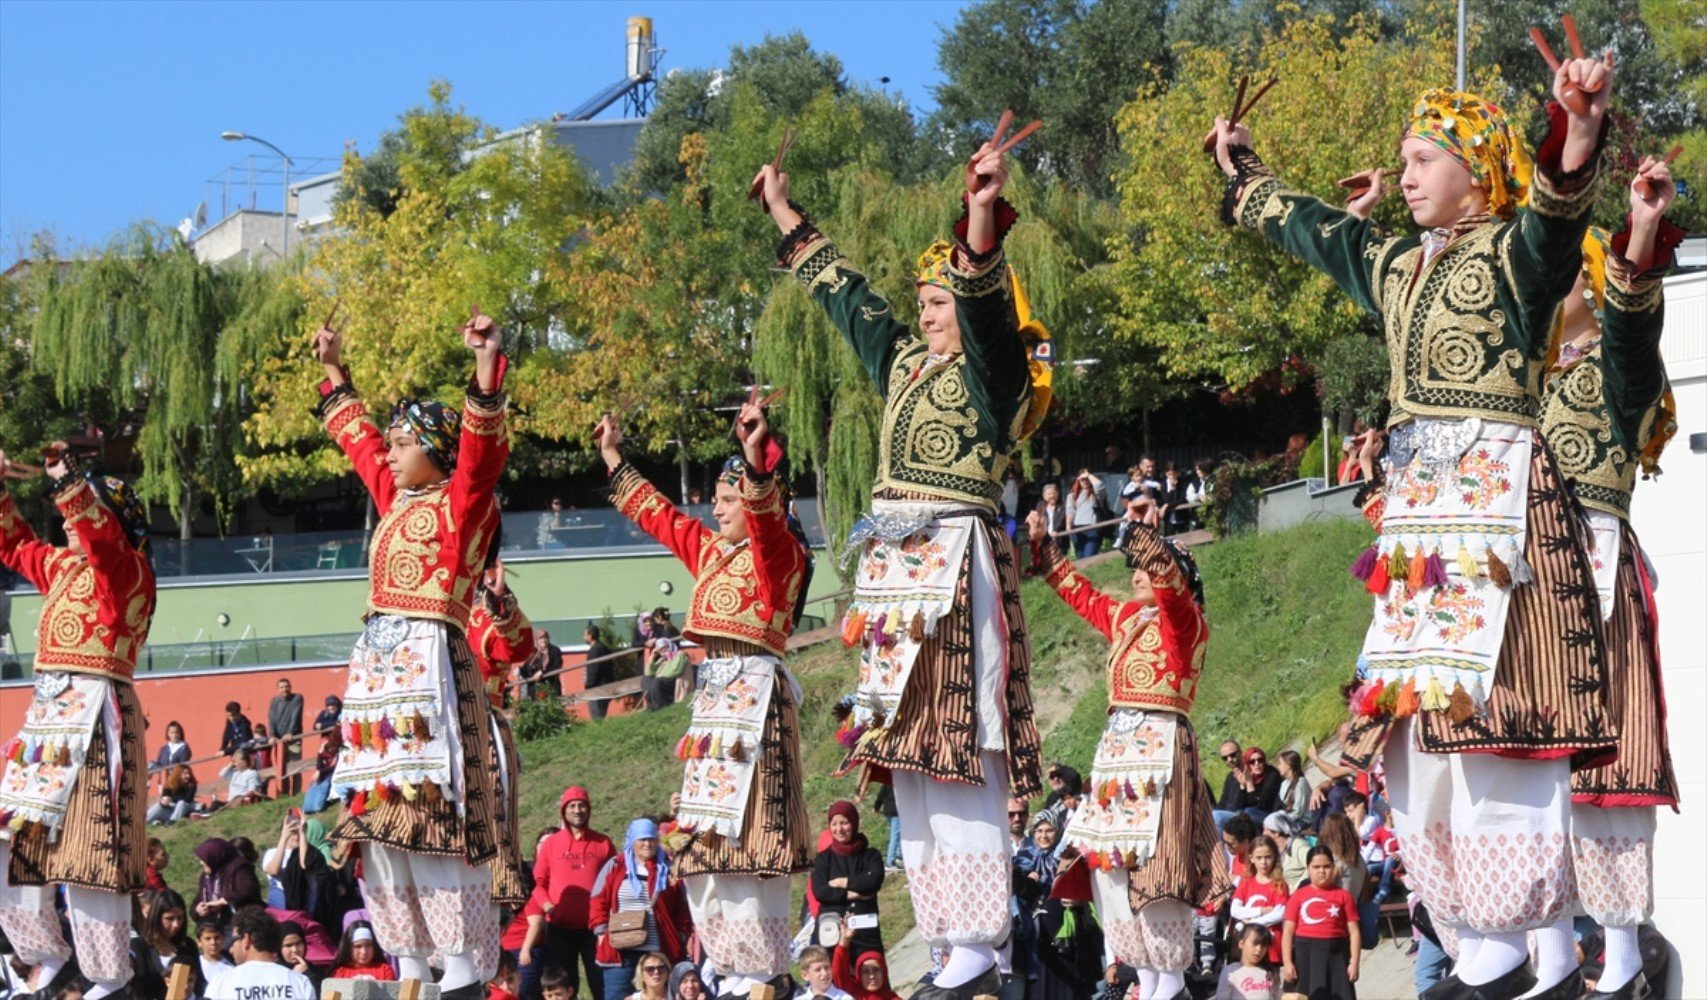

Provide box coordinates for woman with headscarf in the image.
[192,838,262,932]
[1028,514,1230,1000]
[831,944,902,1000]
[310,308,510,998]
[1212,47,1622,997]
[811,801,886,956]
[0,444,156,1000]
[589,818,692,1000]
[668,960,707,1000]
[592,393,809,999]
[755,127,1047,1000]
[312,696,344,745]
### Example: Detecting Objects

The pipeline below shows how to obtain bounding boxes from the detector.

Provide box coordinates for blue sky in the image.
[0,0,971,266]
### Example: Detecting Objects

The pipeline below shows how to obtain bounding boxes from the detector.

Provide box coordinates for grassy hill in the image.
[154,518,1373,949]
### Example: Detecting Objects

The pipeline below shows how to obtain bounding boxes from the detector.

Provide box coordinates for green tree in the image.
[930,0,1172,197]
[1106,9,1468,391]
[28,227,245,542]
[234,83,598,492]
[0,267,85,528]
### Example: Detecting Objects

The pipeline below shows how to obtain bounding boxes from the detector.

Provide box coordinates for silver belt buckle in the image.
[363,615,411,653]
[32,671,71,704]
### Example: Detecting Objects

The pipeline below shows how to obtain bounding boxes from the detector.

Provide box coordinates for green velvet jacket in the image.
[783,216,1030,510]
[1540,238,1675,519]
[1222,125,1601,428]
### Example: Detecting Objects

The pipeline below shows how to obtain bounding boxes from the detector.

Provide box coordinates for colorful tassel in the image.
[1423,550,1449,589]
[345,722,361,747]
[675,734,694,760]
[708,733,725,758]
[412,712,431,741]
[1143,777,1158,797]
[400,781,419,801]
[1421,675,1449,712]
[873,626,893,649]
[376,782,396,802]
[729,739,747,762]
[883,609,901,636]
[1365,558,1391,595]
[1377,681,1402,714]
[377,717,397,741]
[1355,680,1386,717]
[1446,683,1477,725]
[1123,779,1138,799]
[841,612,867,647]
[1511,546,1534,585]
[1486,546,1512,587]
[350,791,368,817]
[1406,545,1428,593]
[1349,544,1379,581]
[909,612,926,642]
[1388,543,1409,582]
[1456,542,1479,580]
[697,734,713,758]
[1393,678,1420,718]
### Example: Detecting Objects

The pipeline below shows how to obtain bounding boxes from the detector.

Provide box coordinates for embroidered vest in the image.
[876,343,1026,509]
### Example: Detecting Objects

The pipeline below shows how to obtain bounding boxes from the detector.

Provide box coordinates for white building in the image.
[1636,263,1705,998]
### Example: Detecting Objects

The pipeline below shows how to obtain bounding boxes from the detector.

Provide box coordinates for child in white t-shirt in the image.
[1216,924,1280,1000]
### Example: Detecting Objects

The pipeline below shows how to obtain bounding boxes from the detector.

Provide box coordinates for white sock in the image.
[723,974,761,997]
[83,978,130,1000]
[1597,925,1643,993]
[439,951,481,991]
[397,955,434,984]
[933,943,997,988]
[1459,931,1528,987]
[1135,968,1158,999]
[1518,917,1578,997]
[31,957,67,992]
[1151,970,1185,999]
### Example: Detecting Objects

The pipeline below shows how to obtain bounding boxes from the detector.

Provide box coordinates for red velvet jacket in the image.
[610,462,806,658]
[318,374,508,631]
[1040,527,1207,715]
[470,587,534,702]
[0,480,155,681]
[587,852,692,965]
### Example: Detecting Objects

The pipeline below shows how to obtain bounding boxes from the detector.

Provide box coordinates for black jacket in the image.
[811,838,885,920]
[219,714,253,756]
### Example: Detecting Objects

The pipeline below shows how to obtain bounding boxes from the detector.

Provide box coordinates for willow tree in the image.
[722,81,1116,567]
[28,225,244,544]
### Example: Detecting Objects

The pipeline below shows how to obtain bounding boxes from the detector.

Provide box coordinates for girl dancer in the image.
[311,310,509,996]
[593,393,809,999]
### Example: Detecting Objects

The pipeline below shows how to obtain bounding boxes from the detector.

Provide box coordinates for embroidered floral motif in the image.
[1427,583,1490,643]
[1455,448,1514,510]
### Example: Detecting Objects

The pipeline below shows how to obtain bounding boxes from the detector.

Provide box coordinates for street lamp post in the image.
[221,131,295,255]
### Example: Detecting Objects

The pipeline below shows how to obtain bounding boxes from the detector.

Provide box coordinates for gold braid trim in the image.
[946,245,1008,299]
[741,472,783,517]
[463,392,507,437]
[790,238,850,295]
[1527,160,1598,220]
[1604,252,1665,314]
[55,478,101,526]
[323,392,370,441]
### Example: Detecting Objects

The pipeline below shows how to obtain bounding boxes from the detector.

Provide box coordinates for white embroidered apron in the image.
[0,672,116,839]
[1065,708,1176,868]
[1359,417,1533,708]
[332,615,463,802]
[675,654,800,842]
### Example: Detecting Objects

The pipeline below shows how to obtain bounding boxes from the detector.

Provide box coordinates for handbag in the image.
[607,909,649,951]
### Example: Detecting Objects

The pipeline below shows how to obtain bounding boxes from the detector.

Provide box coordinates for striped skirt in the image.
[1345,430,1614,764]
[1570,521,1677,807]
[676,640,811,879]
[331,627,501,865]
[4,678,145,893]
[841,513,1043,798]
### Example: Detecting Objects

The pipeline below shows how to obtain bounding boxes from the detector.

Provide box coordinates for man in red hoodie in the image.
[531,786,616,1000]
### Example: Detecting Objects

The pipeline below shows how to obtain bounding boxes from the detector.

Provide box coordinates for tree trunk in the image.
[678,444,691,506]
[1141,408,1153,456]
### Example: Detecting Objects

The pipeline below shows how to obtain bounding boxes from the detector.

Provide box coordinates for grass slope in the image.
[155,518,1373,946]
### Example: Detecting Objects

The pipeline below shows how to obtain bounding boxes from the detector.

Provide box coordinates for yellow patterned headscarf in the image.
[916,240,953,289]
[1405,89,1534,219]
[1579,226,1610,313]
[1009,265,1053,442]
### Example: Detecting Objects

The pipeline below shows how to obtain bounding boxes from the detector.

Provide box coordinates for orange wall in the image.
[0,648,626,771]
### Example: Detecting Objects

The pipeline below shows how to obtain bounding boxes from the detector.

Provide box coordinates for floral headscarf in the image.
[915,240,953,290]
[388,399,461,475]
[1404,89,1534,219]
